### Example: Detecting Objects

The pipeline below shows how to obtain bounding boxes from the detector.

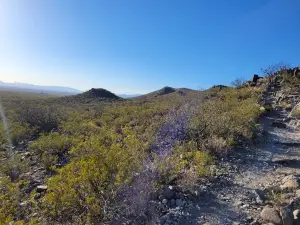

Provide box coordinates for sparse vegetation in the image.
[231,77,247,88]
[0,81,265,224]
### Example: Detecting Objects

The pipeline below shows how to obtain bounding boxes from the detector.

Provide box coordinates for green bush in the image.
[189,87,262,151]
[28,132,72,156]
[42,128,147,223]
[0,177,20,224]
[17,105,62,133]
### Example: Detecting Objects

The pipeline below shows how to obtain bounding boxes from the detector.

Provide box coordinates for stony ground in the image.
[155,81,300,225]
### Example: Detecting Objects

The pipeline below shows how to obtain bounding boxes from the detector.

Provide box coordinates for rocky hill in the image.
[79,88,120,99]
[58,88,121,103]
[133,86,200,100]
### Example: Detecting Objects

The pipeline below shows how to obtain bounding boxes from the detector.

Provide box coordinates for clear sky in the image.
[0,0,299,94]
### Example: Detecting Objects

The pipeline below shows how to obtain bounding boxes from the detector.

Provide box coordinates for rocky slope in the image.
[150,77,300,225]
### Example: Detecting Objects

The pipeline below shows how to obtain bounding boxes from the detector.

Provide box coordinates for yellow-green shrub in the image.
[43,128,147,223]
[28,132,73,156]
[0,177,20,224]
[189,87,262,151]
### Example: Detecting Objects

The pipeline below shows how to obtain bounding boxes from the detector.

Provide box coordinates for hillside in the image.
[57,88,121,104]
[3,66,300,224]
[133,86,200,100]
[78,88,120,99]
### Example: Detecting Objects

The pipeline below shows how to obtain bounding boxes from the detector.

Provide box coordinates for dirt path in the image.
[177,83,300,224]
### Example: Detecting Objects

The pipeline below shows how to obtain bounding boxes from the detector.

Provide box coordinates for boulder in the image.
[260,206,282,225]
[280,205,293,225]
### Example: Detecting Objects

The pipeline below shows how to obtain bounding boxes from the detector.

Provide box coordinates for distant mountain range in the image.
[0,81,81,95]
[118,94,141,98]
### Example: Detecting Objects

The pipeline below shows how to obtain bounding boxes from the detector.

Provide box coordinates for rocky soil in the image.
[152,79,300,225]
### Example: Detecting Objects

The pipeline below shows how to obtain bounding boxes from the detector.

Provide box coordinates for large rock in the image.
[279,205,293,225]
[260,206,282,225]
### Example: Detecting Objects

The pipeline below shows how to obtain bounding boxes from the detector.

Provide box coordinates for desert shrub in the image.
[231,77,246,88]
[173,141,214,176]
[281,73,300,91]
[0,154,29,182]
[0,177,20,224]
[189,87,262,151]
[10,123,35,145]
[28,132,73,156]
[155,141,214,186]
[261,62,291,77]
[28,132,74,170]
[17,105,62,133]
[42,128,147,223]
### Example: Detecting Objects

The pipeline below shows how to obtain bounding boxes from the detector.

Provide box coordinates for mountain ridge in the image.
[0,81,81,95]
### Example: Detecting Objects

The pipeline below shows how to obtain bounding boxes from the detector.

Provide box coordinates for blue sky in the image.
[0,0,299,94]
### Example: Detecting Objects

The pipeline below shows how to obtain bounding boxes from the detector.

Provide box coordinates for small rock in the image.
[24,152,31,157]
[163,186,174,200]
[36,185,48,193]
[295,189,300,197]
[19,201,29,207]
[241,204,250,209]
[234,200,243,207]
[162,199,168,205]
[294,209,300,219]
[294,210,300,225]
[260,206,282,225]
[34,193,41,199]
[136,214,148,224]
[170,199,176,206]
[253,189,265,204]
[160,215,169,224]
[247,216,253,222]
[260,106,266,112]
[176,199,183,207]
